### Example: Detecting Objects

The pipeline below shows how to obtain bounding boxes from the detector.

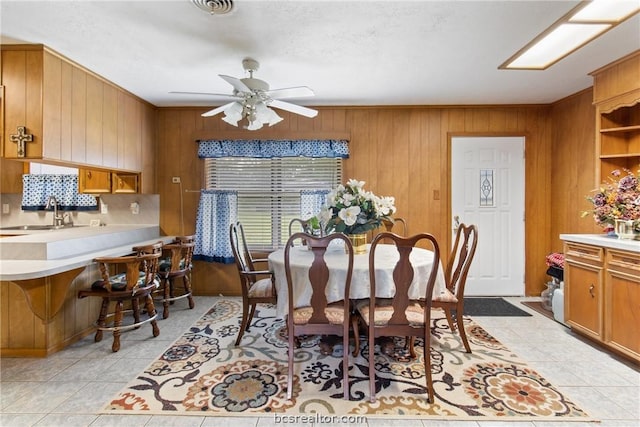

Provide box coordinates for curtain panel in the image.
[300,189,330,218]
[194,190,238,264]
[197,139,349,159]
[21,174,98,211]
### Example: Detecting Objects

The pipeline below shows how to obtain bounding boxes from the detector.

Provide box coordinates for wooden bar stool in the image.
[155,239,195,319]
[171,235,195,290]
[78,252,162,352]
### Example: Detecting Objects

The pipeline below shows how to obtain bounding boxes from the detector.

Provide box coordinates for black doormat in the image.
[459,297,533,317]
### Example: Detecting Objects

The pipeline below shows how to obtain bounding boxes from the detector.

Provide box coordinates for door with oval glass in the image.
[451,136,525,296]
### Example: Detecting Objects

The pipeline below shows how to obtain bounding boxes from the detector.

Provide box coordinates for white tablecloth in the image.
[268,244,447,317]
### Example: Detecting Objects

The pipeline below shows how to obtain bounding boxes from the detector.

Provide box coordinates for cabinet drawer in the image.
[565,242,604,265]
[607,249,640,276]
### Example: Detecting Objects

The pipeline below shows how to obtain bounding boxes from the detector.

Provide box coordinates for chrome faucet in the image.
[45,196,65,227]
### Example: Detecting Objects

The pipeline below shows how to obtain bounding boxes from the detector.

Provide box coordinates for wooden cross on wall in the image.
[10,126,34,158]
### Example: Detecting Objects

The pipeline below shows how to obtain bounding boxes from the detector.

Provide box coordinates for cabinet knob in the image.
[589,284,595,298]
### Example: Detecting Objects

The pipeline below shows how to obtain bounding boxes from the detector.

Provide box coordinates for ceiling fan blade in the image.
[201,101,236,117]
[170,91,238,98]
[265,86,315,99]
[219,74,252,93]
[269,99,318,118]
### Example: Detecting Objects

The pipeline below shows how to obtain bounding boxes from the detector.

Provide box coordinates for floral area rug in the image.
[102,299,592,421]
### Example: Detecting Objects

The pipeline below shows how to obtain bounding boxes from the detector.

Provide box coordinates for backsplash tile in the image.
[0,193,159,227]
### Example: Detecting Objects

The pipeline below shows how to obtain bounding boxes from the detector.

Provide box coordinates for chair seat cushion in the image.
[356,299,426,326]
[432,288,458,303]
[292,303,347,325]
[92,271,159,291]
[248,278,275,298]
[159,257,187,272]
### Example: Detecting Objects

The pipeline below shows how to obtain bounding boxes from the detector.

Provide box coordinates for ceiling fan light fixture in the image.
[221,102,243,126]
[255,102,283,126]
[185,58,317,129]
[222,114,240,126]
[266,109,283,126]
[246,119,264,131]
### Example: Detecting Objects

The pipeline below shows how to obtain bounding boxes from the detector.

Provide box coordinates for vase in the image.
[614,219,640,240]
[346,233,367,255]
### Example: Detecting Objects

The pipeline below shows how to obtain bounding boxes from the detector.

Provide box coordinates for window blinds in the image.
[205,157,342,251]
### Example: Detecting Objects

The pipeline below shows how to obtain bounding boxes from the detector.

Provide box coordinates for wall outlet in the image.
[100,203,108,214]
[172,176,181,184]
[130,202,140,215]
[2,204,9,214]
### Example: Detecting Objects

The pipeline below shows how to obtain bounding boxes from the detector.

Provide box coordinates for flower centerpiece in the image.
[582,168,640,238]
[316,179,396,253]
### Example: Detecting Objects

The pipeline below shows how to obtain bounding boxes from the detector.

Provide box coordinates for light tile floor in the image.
[1,296,638,427]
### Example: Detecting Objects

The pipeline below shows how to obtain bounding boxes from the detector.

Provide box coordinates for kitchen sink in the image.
[0,224,85,231]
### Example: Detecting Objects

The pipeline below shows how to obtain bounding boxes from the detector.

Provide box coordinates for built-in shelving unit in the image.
[592,50,640,184]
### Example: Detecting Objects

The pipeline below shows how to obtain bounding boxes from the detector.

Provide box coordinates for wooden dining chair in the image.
[288,218,322,247]
[288,218,313,235]
[431,223,478,353]
[354,231,441,403]
[284,232,355,400]
[230,221,277,346]
[77,251,162,352]
[371,217,408,243]
[382,217,408,235]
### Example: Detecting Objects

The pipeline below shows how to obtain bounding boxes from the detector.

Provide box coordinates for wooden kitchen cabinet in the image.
[591,50,640,185]
[564,242,604,341]
[563,237,640,364]
[604,249,640,361]
[1,45,155,186]
[79,168,139,194]
[78,168,112,193]
[112,172,139,193]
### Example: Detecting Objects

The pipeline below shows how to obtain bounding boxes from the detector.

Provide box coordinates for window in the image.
[205,157,342,251]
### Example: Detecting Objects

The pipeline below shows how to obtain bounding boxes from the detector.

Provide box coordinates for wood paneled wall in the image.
[156,104,565,297]
[550,89,600,251]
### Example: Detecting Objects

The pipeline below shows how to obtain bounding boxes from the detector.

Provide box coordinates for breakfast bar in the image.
[0,225,172,357]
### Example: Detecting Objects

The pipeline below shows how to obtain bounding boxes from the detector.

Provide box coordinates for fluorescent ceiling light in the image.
[505,23,611,69]
[571,0,640,22]
[500,0,640,70]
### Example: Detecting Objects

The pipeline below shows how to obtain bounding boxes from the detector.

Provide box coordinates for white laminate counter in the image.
[560,234,640,252]
[0,224,172,281]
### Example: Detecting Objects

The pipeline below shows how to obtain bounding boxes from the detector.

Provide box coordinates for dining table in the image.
[268,243,447,318]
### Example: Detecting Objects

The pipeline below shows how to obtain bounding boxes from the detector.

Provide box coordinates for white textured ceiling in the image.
[1,0,639,109]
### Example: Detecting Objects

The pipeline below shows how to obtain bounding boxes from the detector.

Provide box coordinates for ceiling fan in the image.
[171,58,318,130]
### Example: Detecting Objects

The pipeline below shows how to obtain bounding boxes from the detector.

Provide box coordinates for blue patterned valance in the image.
[197,139,349,159]
[22,174,98,211]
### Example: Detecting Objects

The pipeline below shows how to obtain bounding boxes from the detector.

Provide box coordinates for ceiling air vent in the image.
[191,0,234,15]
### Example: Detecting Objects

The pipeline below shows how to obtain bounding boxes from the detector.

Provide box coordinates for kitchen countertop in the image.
[560,234,640,252]
[0,224,173,281]
[0,224,160,260]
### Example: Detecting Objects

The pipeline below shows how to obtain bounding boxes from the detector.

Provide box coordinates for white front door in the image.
[451,136,525,296]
